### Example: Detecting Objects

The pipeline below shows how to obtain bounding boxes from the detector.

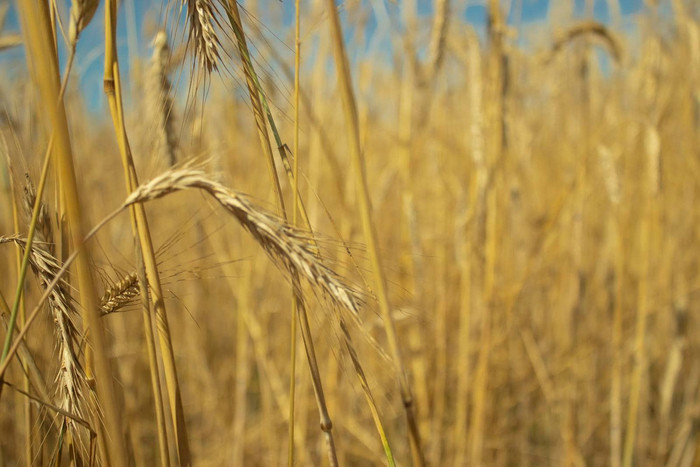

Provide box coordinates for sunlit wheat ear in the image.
[148,31,179,167]
[0,235,89,454]
[124,167,365,318]
[100,272,139,315]
[184,0,221,73]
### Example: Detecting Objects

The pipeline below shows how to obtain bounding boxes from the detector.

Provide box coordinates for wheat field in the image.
[0,0,699,465]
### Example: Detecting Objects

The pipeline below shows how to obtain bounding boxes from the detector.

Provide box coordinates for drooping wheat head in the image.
[123,167,365,319]
[184,0,221,73]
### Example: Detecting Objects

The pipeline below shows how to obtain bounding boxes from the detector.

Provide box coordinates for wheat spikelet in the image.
[185,0,221,73]
[124,167,365,318]
[100,272,139,315]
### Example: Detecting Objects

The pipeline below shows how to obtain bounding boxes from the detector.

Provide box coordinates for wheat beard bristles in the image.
[185,0,221,73]
[0,236,87,447]
[124,167,365,318]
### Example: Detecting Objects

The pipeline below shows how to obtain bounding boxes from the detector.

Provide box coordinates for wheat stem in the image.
[14,2,128,464]
[103,1,185,463]
[323,0,424,464]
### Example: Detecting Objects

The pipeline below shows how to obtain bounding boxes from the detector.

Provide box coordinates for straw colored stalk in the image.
[0,295,50,403]
[598,143,624,467]
[290,0,303,462]
[453,30,483,467]
[15,0,128,464]
[470,1,505,465]
[323,0,425,463]
[219,5,303,460]
[104,1,188,463]
[623,35,662,467]
[623,124,662,467]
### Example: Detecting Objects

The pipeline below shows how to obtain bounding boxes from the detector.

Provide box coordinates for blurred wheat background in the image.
[0,0,699,465]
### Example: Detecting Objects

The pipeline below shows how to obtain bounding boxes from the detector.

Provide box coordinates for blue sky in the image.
[1,0,650,112]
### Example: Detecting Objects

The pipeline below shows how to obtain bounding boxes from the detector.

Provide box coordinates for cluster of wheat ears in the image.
[1,0,699,466]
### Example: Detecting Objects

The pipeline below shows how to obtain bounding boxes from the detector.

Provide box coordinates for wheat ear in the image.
[184,0,221,73]
[0,235,89,452]
[100,273,139,315]
[124,167,365,318]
